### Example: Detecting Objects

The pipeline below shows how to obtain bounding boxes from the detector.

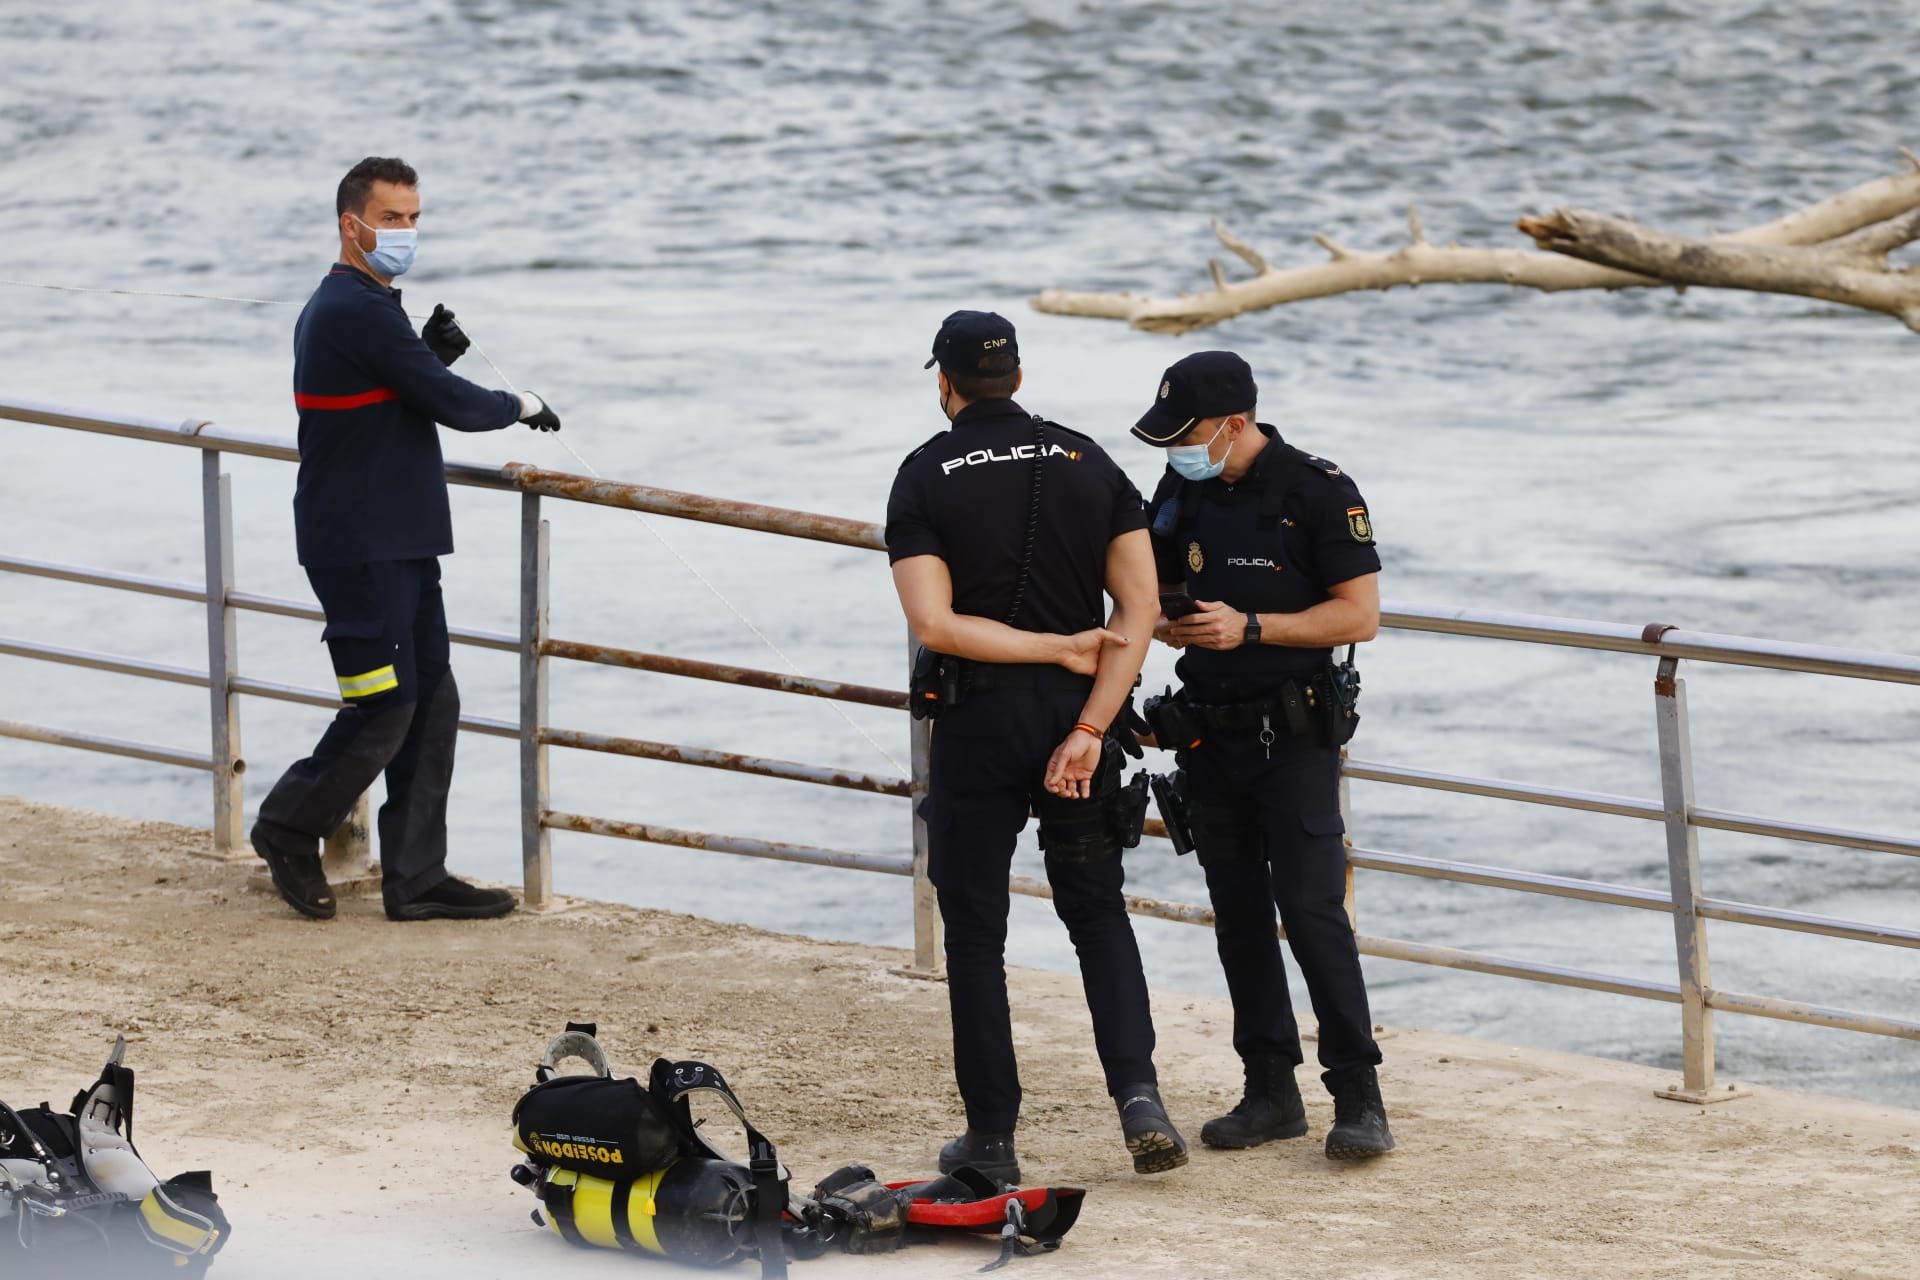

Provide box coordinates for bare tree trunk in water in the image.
[1032,150,1920,335]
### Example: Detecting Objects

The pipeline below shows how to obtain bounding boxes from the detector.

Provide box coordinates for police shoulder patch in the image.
[1347,505,1373,543]
[897,432,946,473]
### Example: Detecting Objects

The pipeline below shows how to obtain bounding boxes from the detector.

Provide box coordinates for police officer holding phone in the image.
[887,311,1187,1183]
[1132,350,1395,1160]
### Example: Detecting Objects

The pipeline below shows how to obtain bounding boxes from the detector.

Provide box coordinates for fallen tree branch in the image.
[1518,205,1920,331]
[1032,153,1920,334]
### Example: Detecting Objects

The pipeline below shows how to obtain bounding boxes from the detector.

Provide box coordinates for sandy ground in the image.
[1,795,1916,1280]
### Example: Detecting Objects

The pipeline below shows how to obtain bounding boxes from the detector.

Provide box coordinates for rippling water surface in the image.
[2,0,1916,1105]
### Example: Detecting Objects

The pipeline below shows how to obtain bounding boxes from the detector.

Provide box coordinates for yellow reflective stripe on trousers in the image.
[336,664,398,699]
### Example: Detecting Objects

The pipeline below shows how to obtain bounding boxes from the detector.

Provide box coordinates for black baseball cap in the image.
[925,310,1020,376]
[1132,350,1258,445]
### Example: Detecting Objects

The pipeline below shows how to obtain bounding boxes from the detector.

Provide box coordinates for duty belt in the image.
[1186,679,1321,741]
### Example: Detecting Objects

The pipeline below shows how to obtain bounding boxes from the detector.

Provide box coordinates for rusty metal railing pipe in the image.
[541,811,914,877]
[505,463,887,551]
[540,727,911,797]
[541,637,908,709]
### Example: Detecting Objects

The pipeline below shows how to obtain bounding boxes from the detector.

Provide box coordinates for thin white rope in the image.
[0,274,909,774]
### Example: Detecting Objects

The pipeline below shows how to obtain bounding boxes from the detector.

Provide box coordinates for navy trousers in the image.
[1185,729,1381,1072]
[923,666,1159,1134]
[255,557,458,904]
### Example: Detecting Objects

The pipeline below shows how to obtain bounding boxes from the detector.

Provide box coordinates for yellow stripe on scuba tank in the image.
[569,1173,620,1249]
[626,1164,668,1255]
[336,664,398,699]
[137,1189,215,1253]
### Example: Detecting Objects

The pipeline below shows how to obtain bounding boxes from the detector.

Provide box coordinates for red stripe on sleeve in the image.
[294,387,399,411]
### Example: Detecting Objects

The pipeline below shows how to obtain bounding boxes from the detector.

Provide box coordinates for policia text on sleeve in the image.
[1132,350,1397,1162]
[885,310,1189,1182]
[249,156,563,925]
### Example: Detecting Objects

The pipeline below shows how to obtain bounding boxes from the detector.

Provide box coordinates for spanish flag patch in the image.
[1347,506,1373,543]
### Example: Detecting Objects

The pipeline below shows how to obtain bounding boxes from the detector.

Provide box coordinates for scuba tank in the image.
[0,1037,230,1276]
[510,1024,796,1277]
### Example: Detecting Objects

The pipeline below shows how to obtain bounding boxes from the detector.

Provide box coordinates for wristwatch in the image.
[1242,613,1262,647]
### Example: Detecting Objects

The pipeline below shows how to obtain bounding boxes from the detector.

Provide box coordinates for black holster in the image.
[909,647,967,720]
[1317,652,1362,747]
[1036,740,1149,863]
[1142,687,1207,751]
[1149,769,1196,857]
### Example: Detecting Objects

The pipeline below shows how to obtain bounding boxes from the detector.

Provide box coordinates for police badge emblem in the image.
[1160,380,1171,400]
[1187,541,1204,573]
[1347,506,1373,543]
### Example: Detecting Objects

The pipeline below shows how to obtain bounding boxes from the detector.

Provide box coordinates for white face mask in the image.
[1166,418,1231,481]
[351,213,418,277]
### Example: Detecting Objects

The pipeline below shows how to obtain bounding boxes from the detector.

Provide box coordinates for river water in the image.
[1,0,1915,1107]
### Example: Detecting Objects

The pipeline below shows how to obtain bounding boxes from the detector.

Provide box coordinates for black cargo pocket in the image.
[1300,812,1346,838]
[320,619,401,702]
[319,617,385,644]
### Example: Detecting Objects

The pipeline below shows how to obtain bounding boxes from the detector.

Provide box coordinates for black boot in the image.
[1200,1053,1308,1149]
[251,821,335,920]
[1114,1083,1189,1175]
[938,1130,1020,1185]
[385,876,517,921]
[1322,1066,1395,1160]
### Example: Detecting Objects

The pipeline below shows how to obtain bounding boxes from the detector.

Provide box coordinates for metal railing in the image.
[4,393,1917,1103]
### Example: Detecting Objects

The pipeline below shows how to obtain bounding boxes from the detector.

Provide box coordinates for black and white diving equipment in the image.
[1,1036,231,1276]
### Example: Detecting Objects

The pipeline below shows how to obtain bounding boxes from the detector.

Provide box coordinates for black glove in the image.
[422,303,470,367]
[519,392,562,433]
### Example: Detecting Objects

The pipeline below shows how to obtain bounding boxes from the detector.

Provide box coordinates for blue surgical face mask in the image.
[1166,419,1231,482]
[353,214,417,278]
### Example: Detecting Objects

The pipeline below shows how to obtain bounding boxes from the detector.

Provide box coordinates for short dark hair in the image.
[945,352,1019,402]
[336,156,418,218]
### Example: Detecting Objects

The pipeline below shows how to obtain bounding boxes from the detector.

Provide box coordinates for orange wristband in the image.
[1074,722,1105,739]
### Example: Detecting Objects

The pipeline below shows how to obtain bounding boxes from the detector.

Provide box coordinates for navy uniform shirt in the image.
[885,398,1148,637]
[1147,424,1380,692]
[290,264,522,567]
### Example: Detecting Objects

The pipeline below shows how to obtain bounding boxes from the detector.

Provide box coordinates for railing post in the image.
[1339,746,1357,931]
[1652,656,1744,1103]
[906,629,942,976]
[520,493,553,908]
[321,791,376,889]
[200,450,245,855]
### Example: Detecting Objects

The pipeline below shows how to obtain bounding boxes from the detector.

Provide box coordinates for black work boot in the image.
[1322,1066,1396,1160]
[385,876,517,922]
[1114,1083,1189,1174]
[1200,1053,1309,1149]
[938,1130,1020,1185]
[250,821,335,920]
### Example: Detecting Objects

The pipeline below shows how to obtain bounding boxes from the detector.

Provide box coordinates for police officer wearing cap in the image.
[1132,350,1394,1160]
[887,310,1188,1183]
[249,156,563,924]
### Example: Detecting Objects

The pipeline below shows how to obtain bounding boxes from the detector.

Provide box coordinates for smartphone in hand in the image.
[1159,591,1201,619]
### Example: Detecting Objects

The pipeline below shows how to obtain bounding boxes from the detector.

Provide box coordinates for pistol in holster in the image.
[909,647,967,721]
[1149,768,1197,857]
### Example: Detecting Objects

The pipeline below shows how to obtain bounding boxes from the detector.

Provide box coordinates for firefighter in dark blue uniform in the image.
[250,156,561,923]
[1132,350,1395,1160]
[887,311,1187,1183]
